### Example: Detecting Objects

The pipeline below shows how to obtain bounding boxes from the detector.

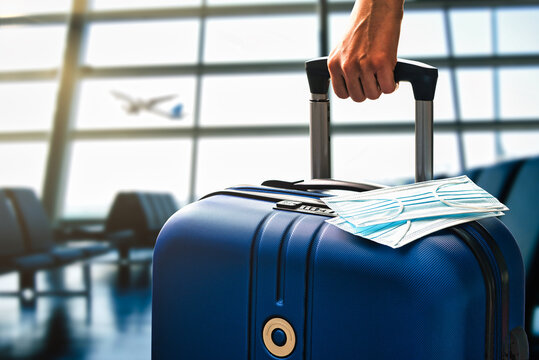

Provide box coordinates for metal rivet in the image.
[262,317,296,358]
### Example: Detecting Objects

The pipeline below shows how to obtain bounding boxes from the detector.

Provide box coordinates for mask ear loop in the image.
[392,220,412,247]
[433,181,502,211]
[355,177,470,226]
[351,198,405,227]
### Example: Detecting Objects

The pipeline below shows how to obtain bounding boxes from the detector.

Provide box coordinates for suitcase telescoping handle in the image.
[305,57,438,183]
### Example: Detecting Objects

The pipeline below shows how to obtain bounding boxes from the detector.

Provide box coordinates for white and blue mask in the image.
[323,176,507,227]
[323,176,508,248]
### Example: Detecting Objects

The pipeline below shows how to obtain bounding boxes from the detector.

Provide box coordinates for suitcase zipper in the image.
[469,221,511,360]
[202,189,335,217]
[452,223,510,360]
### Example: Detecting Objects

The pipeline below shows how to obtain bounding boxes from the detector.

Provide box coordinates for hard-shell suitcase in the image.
[152,58,529,359]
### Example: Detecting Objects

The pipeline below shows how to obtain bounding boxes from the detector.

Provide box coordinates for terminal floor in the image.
[0,250,153,360]
[1,249,537,359]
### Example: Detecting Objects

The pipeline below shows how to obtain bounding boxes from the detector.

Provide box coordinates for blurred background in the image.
[0,0,538,359]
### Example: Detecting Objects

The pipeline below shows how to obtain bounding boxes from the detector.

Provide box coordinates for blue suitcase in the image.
[152,58,529,359]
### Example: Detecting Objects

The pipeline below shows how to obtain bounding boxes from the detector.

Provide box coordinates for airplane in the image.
[111,90,185,120]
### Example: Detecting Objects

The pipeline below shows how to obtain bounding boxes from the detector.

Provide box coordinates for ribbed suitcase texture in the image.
[152,186,526,359]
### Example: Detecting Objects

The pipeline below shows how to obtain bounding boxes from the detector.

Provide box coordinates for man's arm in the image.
[328,0,405,102]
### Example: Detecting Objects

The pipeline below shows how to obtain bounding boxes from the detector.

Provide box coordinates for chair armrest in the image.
[55,224,107,241]
[104,229,137,246]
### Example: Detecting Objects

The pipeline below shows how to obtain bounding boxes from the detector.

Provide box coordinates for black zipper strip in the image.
[452,221,511,360]
[469,220,511,359]
[202,189,330,209]
[451,225,498,359]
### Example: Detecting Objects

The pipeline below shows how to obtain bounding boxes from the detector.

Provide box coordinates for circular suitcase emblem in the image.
[262,317,296,358]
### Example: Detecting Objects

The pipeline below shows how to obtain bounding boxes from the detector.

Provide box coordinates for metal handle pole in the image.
[415,100,434,182]
[310,93,331,179]
[306,57,437,183]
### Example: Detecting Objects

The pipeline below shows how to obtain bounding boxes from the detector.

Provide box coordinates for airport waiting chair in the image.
[470,159,525,203]
[490,157,539,273]
[498,157,539,343]
[3,188,111,259]
[464,157,538,272]
[65,191,179,261]
[104,192,179,259]
[462,167,482,183]
[0,190,90,299]
[162,193,180,222]
[0,190,55,278]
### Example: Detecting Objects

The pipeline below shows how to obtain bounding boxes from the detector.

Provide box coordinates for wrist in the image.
[352,0,404,19]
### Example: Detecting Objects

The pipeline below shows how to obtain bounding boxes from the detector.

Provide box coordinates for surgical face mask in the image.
[323,176,508,248]
[328,211,505,248]
[322,176,507,227]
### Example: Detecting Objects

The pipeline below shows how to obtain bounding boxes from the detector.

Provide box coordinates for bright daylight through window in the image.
[0,0,537,220]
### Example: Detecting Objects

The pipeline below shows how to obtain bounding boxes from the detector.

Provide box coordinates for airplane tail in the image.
[171,104,183,119]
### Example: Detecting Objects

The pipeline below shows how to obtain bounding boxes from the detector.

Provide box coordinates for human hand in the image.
[328,0,404,102]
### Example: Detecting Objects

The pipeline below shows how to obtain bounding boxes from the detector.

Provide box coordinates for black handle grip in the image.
[262,179,386,192]
[305,57,332,96]
[305,56,438,101]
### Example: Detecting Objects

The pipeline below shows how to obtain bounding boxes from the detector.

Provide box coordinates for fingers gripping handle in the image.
[305,57,438,100]
[305,57,438,182]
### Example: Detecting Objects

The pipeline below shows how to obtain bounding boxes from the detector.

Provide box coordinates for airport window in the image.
[196,136,309,197]
[433,133,462,176]
[501,131,539,160]
[328,13,348,49]
[0,81,58,131]
[208,0,315,5]
[63,139,192,218]
[0,142,49,194]
[333,133,461,184]
[331,83,416,123]
[449,9,493,56]
[0,25,67,71]
[84,20,200,66]
[203,15,318,63]
[399,10,449,58]
[200,73,308,126]
[499,67,539,119]
[463,132,498,168]
[432,69,457,122]
[497,8,539,54]
[91,0,202,10]
[0,0,71,15]
[1,0,538,219]
[456,68,495,121]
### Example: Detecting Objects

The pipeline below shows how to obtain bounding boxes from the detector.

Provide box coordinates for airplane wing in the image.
[147,94,177,107]
[111,90,135,103]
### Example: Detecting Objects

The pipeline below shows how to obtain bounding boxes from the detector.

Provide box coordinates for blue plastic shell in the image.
[152,189,525,359]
